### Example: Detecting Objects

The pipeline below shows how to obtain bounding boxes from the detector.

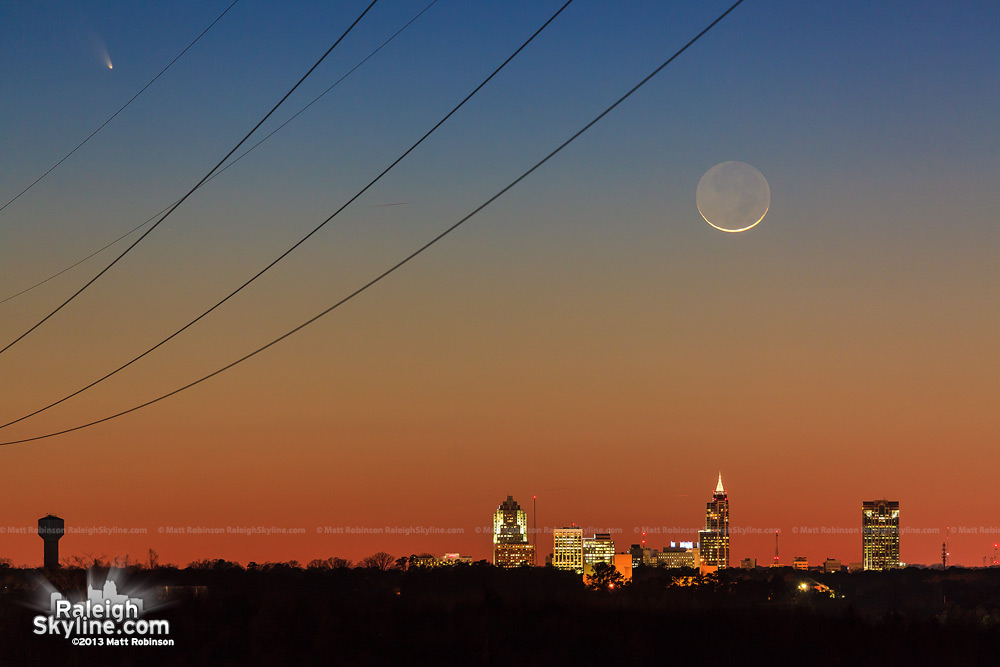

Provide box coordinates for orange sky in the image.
[1,1,998,569]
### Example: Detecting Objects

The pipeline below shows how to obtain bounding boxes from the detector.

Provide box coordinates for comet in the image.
[91,33,113,70]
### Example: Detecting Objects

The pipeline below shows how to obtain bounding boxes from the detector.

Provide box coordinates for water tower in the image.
[38,515,64,569]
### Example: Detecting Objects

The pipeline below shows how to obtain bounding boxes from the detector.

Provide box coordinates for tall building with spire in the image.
[698,473,730,569]
[493,495,535,568]
[862,499,900,570]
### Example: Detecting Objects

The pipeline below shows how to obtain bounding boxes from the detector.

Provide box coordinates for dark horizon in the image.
[4,561,1000,665]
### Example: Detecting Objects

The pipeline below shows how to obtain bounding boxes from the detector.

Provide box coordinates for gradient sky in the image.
[1,0,998,569]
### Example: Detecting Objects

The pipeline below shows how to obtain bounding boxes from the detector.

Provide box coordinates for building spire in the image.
[716,472,724,494]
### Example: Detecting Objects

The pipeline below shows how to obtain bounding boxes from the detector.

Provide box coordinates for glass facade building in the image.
[583,533,615,569]
[493,495,535,568]
[862,499,900,570]
[553,526,584,574]
[699,473,730,569]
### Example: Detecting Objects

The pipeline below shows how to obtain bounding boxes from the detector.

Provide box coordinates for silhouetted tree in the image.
[189,558,243,571]
[4,563,1000,664]
[360,552,395,571]
[586,562,625,591]
[66,553,108,568]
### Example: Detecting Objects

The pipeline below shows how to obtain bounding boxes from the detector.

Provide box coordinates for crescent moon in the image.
[696,161,770,233]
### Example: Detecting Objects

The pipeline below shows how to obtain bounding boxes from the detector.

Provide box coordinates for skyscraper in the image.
[862,499,900,570]
[698,473,729,569]
[493,495,535,568]
[552,526,584,574]
[582,533,615,575]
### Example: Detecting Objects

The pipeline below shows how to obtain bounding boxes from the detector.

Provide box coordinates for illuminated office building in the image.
[553,526,584,574]
[494,544,534,568]
[493,495,535,568]
[412,553,475,568]
[698,473,730,569]
[657,546,699,569]
[582,534,615,574]
[862,499,900,570]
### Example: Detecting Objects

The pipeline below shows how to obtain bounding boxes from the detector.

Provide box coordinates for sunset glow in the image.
[0,1,997,575]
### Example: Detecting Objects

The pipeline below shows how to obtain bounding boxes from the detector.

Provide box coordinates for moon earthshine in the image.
[696,161,770,233]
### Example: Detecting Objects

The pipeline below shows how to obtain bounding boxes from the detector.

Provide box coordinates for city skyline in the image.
[11,478,993,570]
[1,1,998,572]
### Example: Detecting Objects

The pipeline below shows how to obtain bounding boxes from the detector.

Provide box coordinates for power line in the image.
[0,0,747,447]
[0,210,166,307]
[0,0,242,216]
[0,0,380,358]
[0,0,571,431]
[0,0,439,307]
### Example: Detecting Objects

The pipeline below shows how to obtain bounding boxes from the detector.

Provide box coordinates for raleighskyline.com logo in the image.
[33,572,173,646]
